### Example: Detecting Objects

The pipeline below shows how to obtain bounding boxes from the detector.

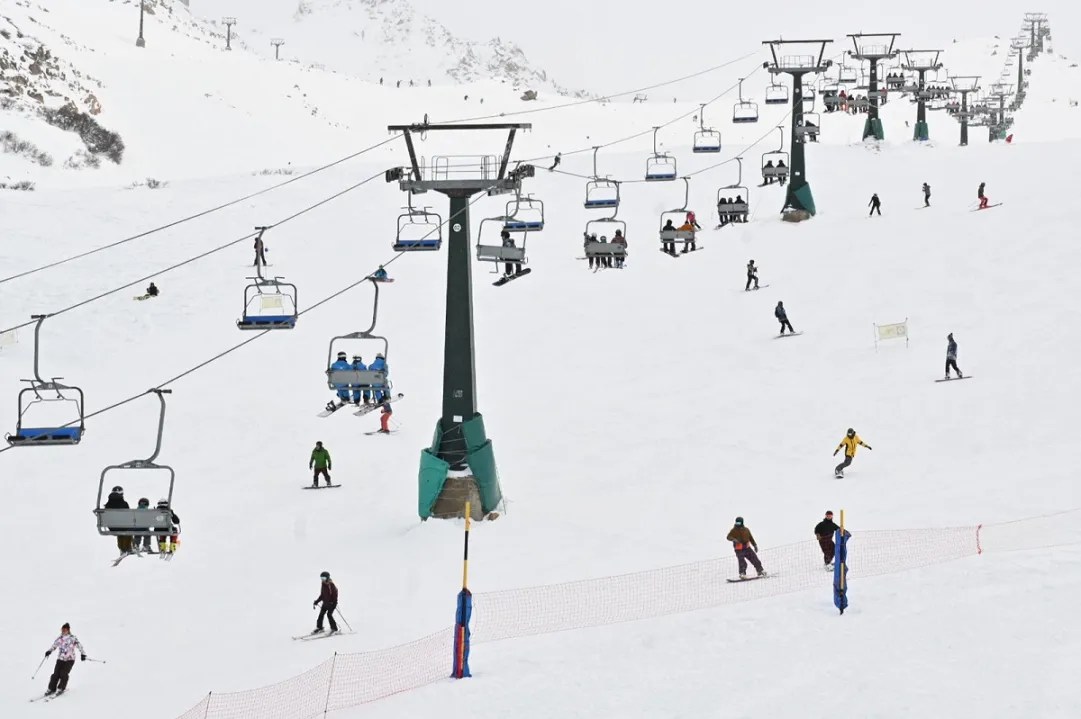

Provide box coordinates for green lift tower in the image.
[901,50,944,141]
[948,76,981,146]
[847,33,900,141]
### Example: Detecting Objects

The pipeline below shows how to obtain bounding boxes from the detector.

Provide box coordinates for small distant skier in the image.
[685,210,702,231]
[312,571,339,635]
[814,510,840,567]
[868,192,882,216]
[548,153,561,171]
[104,486,132,556]
[368,352,389,403]
[153,499,180,555]
[611,229,627,268]
[134,497,154,553]
[661,218,677,254]
[328,351,351,408]
[977,181,989,209]
[309,441,332,488]
[833,428,872,478]
[500,229,523,278]
[253,233,267,267]
[145,282,159,298]
[726,516,766,579]
[42,623,86,697]
[745,259,759,291]
[378,397,393,434]
[349,354,367,405]
[922,182,931,207]
[371,265,390,282]
[775,301,795,335]
[776,160,787,185]
[945,333,963,379]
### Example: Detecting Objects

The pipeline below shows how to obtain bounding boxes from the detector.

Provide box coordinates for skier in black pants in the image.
[253,233,268,267]
[922,183,931,207]
[814,511,840,567]
[745,259,759,291]
[500,230,522,278]
[312,571,339,635]
[868,193,882,216]
[775,301,794,335]
[945,333,963,379]
[43,623,86,697]
[548,153,561,171]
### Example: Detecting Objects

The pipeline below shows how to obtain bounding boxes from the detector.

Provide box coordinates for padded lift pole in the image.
[847,33,901,141]
[901,50,944,141]
[950,76,980,146]
[762,39,833,218]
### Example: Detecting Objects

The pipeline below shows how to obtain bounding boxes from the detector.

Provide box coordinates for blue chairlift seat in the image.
[7,426,83,445]
[585,197,619,208]
[237,315,297,330]
[503,218,544,231]
[393,238,442,251]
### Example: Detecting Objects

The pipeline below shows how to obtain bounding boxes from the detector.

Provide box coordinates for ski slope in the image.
[2,16,1081,719]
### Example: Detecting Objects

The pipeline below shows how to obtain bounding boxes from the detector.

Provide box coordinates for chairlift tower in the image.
[1024,13,1048,54]
[948,76,980,146]
[387,122,532,519]
[271,38,285,60]
[901,50,943,141]
[1010,39,1027,106]
[987,83,1013,142]
[222,17,237,51]
[761,39,833,218]
[847,33,900,141]
[135,0,146,48]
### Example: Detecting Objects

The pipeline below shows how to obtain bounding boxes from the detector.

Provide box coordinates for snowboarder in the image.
[978,182,988,209]
[726,516,766,579]
[775,301,794,335]
[349,354,367,405]
[814,510,840,567]
[371,266,390,282]
[253,234,267,267]
[500,230,523,278]
[153,499,180,555]
[548,153,561,171]
[309,441,332,487]
[833,428,872,477]
[328,351,352,406]
[136,282,159,300]
[868,192,882,216]
[104,486,132,555]
[945,333,963,379]
[378,397,393,434]
[312,571,339,634]
[745,260,759,291]
[922,183,931,207]
[368,352,389,403]
[43,623,86,697]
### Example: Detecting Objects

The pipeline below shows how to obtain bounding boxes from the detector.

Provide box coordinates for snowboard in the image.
[971,203,1002,211]
[133,294,158,301]
[743,284,769,292]
[726,574,770,583]
[303,484,341,490]
[935,376,972,383]
[292,630,356,641]
[774,331,803,339]
[354,392,404,417]
[318,401,350,418]
[493,268,531,287]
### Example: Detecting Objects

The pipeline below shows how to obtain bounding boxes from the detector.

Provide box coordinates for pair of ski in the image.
[291,630,356,641]
[319,393,404,418]
[30,690,67,703]
[111,548,169,567]
[971,203,1003,211]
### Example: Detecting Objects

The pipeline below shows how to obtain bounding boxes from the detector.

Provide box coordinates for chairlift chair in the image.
[760,127,789,184]
[823,83,846,110]
[5,315,84,446]
[733,79,760,123]
[692,104,722,153]
[716,157,750,224]
[393,196,443,251]
[503,193,545,231]
[658,178,699,252]
[838,58,857,84]
[236,266,298,330]
[795,112,821,141]
[584,147,621,208]
[94,389,177,540]
[476,215,529,280]
[645,127,678,181]
[583,218,629,263]
[764,81,789,105]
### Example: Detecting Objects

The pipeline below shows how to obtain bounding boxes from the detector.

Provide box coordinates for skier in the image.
[726,516,766,579]
[814,510,840,567]
[775,160,787,185]
[945,333,963,379]
[868,192,882,216]
[42,623,86,697]
[762,160,776,185]
[611,229,627,268]
[733,195,746,223]
[153,499,180,555]
[833,428,872,478]
[253,234,267,267]
[661,218,677,254]
[133,497,154,553]
[104,486,132,555]
[378,397,393,434]
[548,153,561,171]
[500,230,523,278]
[978,181,989,209]
[922,182,931,207]
[309,441,332,488]
[349,354,367,405]
[312,571,339,635]
[328,351,352,407]
[368,352,389,403]
[745,259,759,291]
[774,301,795,335]
[371,266,390,282]
[584,232,598,270]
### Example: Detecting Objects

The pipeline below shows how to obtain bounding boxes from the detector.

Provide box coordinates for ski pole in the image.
[334,609,354,632]
[85,658,107,664]
[31,655,47,679]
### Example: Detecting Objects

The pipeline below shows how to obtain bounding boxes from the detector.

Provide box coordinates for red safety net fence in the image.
[174,510,1081,718]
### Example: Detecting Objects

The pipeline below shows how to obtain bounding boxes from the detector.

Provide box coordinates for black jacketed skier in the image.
[978,182,989,209]
[945,333,963,379]
[746,260,759,291]
[868,193,882,216]
[548,153,561,171]
[833,428,872,477]
[661,219,677,254]
[310,441,332,487]
[43,623,86,697]
[922,183,931,207]
[253,234,267,267]
[775,301,795,335]
[134,497,153,553]
[726,517,766,579]
[312,571,339,634]
[104,486,132,556]
[814,510,840,567]
[500,230,523,278]
[145,282,159,298]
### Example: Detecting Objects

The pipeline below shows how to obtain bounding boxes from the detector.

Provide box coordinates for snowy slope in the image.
[2,14,1081,719]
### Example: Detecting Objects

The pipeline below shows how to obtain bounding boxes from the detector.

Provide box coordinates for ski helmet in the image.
[157,498,169,508]
[111,485,124,494]
[337,351,347,359]
[846,428,855,437]
[734,516,744,526]
[376,353,384,359]
[352,354,362,361]
[320,571,331,580]
[138,497,150,508]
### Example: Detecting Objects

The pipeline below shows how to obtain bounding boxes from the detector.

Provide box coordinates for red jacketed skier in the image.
[379,397,393,434]
[978,181,989,209]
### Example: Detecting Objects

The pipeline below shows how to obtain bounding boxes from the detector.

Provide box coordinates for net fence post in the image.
[324,653,338,716]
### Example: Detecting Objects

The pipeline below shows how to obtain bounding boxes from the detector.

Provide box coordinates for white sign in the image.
[452,223,462,232]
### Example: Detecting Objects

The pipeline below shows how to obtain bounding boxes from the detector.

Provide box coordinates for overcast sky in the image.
[201,1,1080,92]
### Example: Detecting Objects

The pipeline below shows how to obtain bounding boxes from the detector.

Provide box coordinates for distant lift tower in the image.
[1011,38,1027,106]
[222,17,237,51]
[986,83,1013,142]
[901,50,943,141]
[761,39,833,218]
[949,76,980,146]
[387,122,533,520]
[1024,13,1048,56]
[847,33,900,141]
[271,38,285,60]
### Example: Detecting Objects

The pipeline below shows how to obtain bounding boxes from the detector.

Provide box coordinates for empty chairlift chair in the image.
[733,79,760,123]
[237,270,298,330]
[393,199,443,252]
[503,193,544,231]
[692,104,722,153]
[584,146,621,209]
[765,81,789,105]
[5,315,84,446]
[645,127,678,181]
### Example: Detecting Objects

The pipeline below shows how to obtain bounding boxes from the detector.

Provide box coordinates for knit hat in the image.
[61,623,70,631]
